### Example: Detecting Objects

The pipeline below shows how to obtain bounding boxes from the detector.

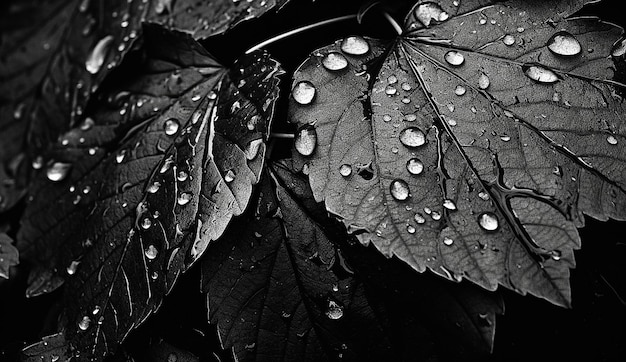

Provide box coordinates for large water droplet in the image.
[444,51,465,66]
[399,127,426,148]
[164,118,179,136]
[294,125,317,156]
[145,244,158,260]
[78,316,91,331]
[503,34,515,46]
[292,81,316,105]
[86,35,114,74]
[322,52,348,71]
[325,299,344,320]
[406,158,424,175]
[339,164,352,177]
[340,36,370,55]
[414,2,449,27]
[478,73,490,90]
[607,135,618,145]
[390,179,410,201]
[177,192,192,205]
[523,65,559,84]
[547,31,582,56]
[478,212,499,231]
[46,162,72,182]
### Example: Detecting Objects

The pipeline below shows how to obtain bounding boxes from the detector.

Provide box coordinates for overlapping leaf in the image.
[0,232,18,279]
[18,24,282,359]
[289,0,626,307]
[200,169,393,361]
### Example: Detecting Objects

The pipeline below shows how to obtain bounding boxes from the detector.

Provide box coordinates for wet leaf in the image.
[289,0,626,307]
[0,0,145,165]
[145,0,291,39]
[0,232,19,279]
[18,24,282,359]
[200,170,393,361]
[272,159,505,356]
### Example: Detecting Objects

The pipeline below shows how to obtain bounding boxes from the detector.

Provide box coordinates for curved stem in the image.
[383,12,403,35]
[269,132,295,139]
[245,14,358,54]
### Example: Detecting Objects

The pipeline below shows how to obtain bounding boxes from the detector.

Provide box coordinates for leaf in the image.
[288,0,626,307]
[272,159,505,356]
[0,0,145,164]
[145,0,291,39]
[18,24,282,360]
[22,333,68,362]
[0,232,19,279]
[200,169,394,361]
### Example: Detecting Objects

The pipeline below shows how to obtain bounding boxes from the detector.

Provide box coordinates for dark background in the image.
[1,0,625,361]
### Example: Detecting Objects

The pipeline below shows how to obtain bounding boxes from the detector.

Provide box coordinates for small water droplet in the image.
[66,260,81,275]
[145,244,158,260]
[247,115,261,131]
[479,18,487,25]
[478,212,499,231]
[431,211,441,220]
[224,170,235,183]
[399,127,426,148]
[444,51,465,66]
[401,82,412,91]
[414,2,449,27]
[141,217,152,229]
[340,36,370,55]
[164,118,180,136]
[443,199,456,210]
[405,114,417,122]
[390,179,410,201]
[325,299,344,320]
[503,34,515,46]
[116,149,127,163]
[46,162,72,182]
[92,305,101,315]
[500,135,511,142]
[547,31,582,56]
[32,156,44,170]
[147,181,161,193]
[322,52,348,71]
[383,114,392,122]
[406,158,424,175]
[407,225,416,234]
[454,85,466,96]
[292,81,316,105]
[339,164,352,177]
[294,125,317,156]
[245,139,263,160]
[443,237,454,246]
[86,35,114,74]
[387,75,398,84]
[385,85,397,95]
[177,192,192,205]
[177,170,188,182]
[160,156,174,173]
[78,316,91,331]
[550,250,562,261]
[478,73,490,90]
[607,135,618,145]
[523,65,559,84]
[51,355,59,362]
[414,213,426,224]
[478,191,490,201]
[391,146,399,154]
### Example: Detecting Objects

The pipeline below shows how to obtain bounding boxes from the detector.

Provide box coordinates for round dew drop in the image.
[46,162,72,182]
[406,158,424,175]
[503,34,515,46]
[145,244,158,260]
[444,51,465,66]
[164,118,180,136]
[407,225,416,234]
[224,170,235,183]
[322,52,348,71]
[340,36,370,55]
[607,135,618,145]
[325,299,344,320]
[478,212,499,231]
[292,81,316,105]
[389,179,410,201]
[414,213,426,224]
[177,192,192,205]
[443,237,454,246]
[454,85,466,96]
[478,73,490,90]
[547,31,582,56]
[442,199,456,210]
[523,65,559,84]
[339,164,352,177]
[414,2,449,27]
[399,127,426,148]
[294,125,317,156]
[78,316,91,331]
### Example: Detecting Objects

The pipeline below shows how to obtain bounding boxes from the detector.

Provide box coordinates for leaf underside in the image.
[18,24,282,359]
[289,0,626,307]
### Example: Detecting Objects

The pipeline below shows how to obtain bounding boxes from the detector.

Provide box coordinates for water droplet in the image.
[387,75,398,84]
[391,146,399,154]
[407,225,416,234]
[245,139,263,160]
[383,114,392,122]
[401,82,412,91]
[399,127,426,148]
[550,250,562,261]
[478,73,490,90]
[414,2,449,27]
[66,260,81,275]
[177,170,188,182]
[116,149,127,163]
[160,156,174,173]
[385,85,397,95]
[406,158,424,175]
[177,192,192,205]
[79,0,90,12]
[479,18,487,25]
[454,85,466,96]
[32,156,44,170]
[443,237,454,246]
[607,135,618,145]
[247,115,261,130]
[500,135,511,142]
[431,211,441,220]
[292,81,316,105]
[478,212,499,231]
[523,65,559,84]
[147,181,161,193]
[295,125,317,156]
[339,164,352,177]
[224,170,235,183]
[51,355,59,362]
[547,31,582,56]
[322,52,348,71]
[86,35,114,74]
[478,191,490,201]
[503,34,515,46]
[340,36,370,55]
[145,244,158,260]
[92,305,101,315]
[390,179,410,201]
[46,162,72,182]
[405,114,417,122]
[78,316,91,331]
[164,118,179,136]
[325,299,344,320]
[141,217,152,229]
[443,199,456,210]
[414,213,426,224]
[444,51,465,66]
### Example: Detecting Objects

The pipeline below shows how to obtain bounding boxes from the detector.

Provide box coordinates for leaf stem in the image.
[383,12,403,35]
[269,132,295,139]
[245,15,358,54]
